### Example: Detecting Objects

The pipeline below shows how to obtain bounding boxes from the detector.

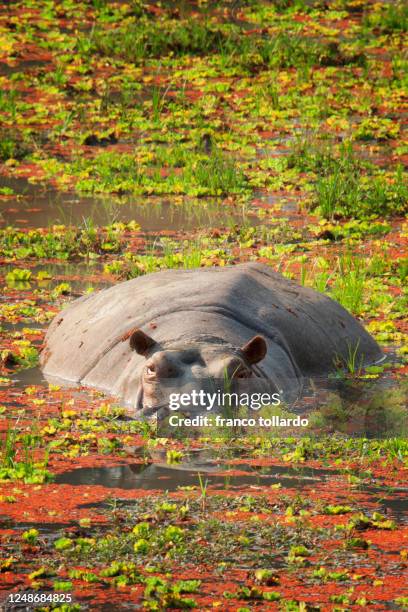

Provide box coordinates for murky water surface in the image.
[0,179,254,231]
[54,461,408,523]
[55,461,338,490]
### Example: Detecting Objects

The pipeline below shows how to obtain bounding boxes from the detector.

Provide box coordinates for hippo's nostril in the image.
[145,363,156,376]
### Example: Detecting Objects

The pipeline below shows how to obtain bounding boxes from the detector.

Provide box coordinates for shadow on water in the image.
[0,178,252,231]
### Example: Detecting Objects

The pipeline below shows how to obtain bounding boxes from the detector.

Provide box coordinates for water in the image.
[0,59,48,77]
[363,486,408,524]
[0,179,252,231]
[55,461,340,491]
[54,461,408,523]
[9,366,47,389]
[2,261,110,293]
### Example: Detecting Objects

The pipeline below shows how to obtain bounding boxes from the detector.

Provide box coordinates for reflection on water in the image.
[55,462,408,523]
[2,260,110,294]
[55,461,338,491]
[2,260,102,275]
[0,179,251,231]
[306,376,408,439]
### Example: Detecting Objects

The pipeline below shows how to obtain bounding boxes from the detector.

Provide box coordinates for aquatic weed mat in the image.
[0,376,407,610]
[0,0,407,214]
[0,433,408,607]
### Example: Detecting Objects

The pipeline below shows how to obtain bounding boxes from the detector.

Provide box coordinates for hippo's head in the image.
[128,329,268,417]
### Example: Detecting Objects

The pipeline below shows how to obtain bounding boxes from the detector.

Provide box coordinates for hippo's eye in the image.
[145,365,156,376]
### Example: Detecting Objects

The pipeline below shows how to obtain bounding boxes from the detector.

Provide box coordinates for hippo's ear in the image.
[128,329,157,356]
[241,335,267,365]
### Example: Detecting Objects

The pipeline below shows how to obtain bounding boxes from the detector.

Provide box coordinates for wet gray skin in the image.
[40,262,383,417]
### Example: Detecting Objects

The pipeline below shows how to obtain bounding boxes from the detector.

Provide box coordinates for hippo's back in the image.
[41,263,382,387]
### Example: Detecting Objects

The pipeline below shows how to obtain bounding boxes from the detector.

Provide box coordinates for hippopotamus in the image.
[40,262,382,416]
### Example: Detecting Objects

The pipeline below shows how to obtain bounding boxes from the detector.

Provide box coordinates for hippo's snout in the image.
[145,353,181,381]
[139,352,184,415]
[135,336,270,417]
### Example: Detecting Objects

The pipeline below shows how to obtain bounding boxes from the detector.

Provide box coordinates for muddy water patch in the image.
[8,366,46,389]
[1,520,75,536]
[55,462,408,522]
[2,261,110,293]
[255,192,301,213]
[0,180,252,231]
[0,59,48,76]
[360,485,408,524]
[55,461,342,492]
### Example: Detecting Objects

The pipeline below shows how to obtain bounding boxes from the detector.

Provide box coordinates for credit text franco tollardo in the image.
[167,391,309,428]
